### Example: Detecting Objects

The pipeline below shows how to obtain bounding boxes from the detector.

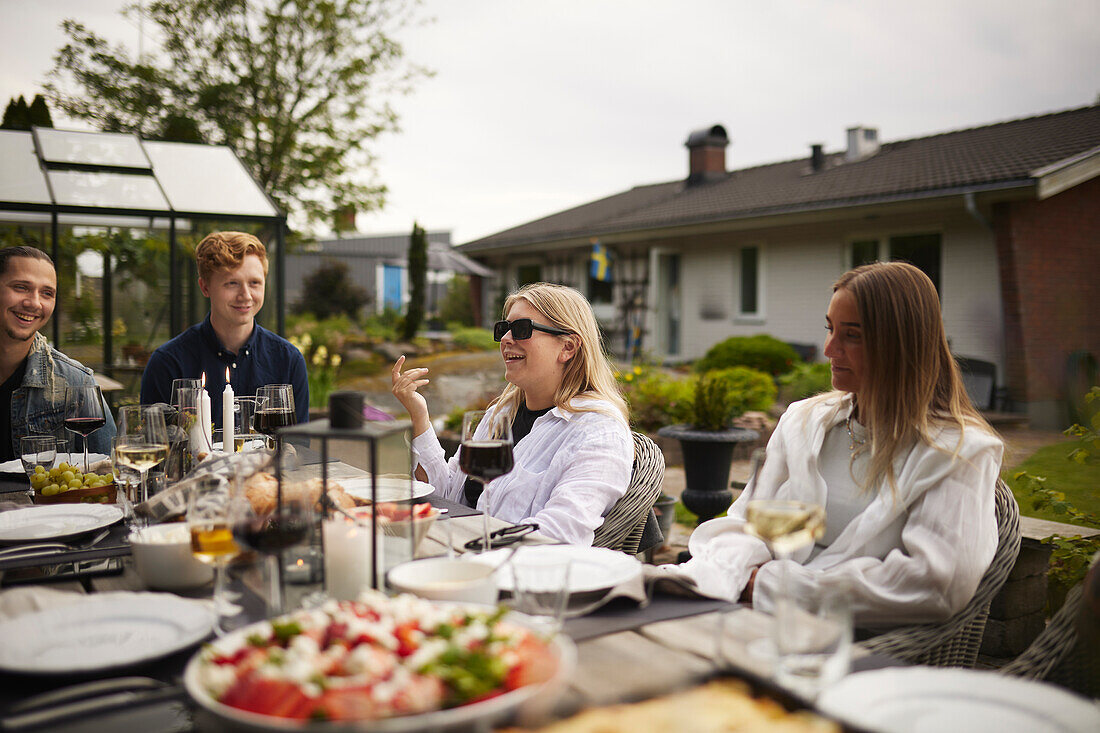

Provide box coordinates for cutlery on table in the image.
[0,676,185,732]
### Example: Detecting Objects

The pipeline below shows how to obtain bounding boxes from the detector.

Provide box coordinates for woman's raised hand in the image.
[391,355,431,436]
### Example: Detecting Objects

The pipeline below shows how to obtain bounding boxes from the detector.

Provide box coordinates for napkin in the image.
[0,586,215,622]
[565,569,650,617]
[642,563,716,599]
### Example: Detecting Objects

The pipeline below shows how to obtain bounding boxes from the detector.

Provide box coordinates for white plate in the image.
[474,545,642,593]
[339,476,435,503]
[0,504,124,543]
[0,453,110,473]
[0,593,215,674]
[817,668,1100,733]
[183,605,575,732]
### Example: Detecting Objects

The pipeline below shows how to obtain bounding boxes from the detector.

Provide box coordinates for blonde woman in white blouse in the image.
[675,262,1003,627]
[391,283,632,545]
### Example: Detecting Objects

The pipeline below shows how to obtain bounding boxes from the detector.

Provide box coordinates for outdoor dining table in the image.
[0,464,894,731]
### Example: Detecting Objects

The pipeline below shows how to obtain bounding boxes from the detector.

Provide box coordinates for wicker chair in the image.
[858,478,1021,667]
[592,432,666,555]
[1000,576,1100,698]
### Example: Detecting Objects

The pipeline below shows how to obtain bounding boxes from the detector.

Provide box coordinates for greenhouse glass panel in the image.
[36,128,151,170]
[47,170,170,211]
[144,142,278,217]
[0,131,51,205]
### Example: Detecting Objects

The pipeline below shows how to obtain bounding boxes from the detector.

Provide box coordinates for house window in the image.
[889,233,941,293]
[516,264,542,287]
[739,246,760,316]
[851,240,878,268]
[588,276,613,304]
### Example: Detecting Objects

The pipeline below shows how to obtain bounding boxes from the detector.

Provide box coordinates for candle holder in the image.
[275,398,414,603]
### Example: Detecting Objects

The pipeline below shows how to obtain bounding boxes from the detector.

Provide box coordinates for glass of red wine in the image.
[64,385,107,473]
[254,385,296,447]
[459,409,515,552]
[230,477,311,617]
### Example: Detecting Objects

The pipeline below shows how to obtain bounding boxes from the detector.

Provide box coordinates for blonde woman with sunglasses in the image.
[392,282,632,545]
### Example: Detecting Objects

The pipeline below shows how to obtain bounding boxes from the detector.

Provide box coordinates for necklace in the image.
[845,413,866,451]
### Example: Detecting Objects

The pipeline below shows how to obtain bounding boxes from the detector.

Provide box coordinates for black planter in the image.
[656,424,759,523]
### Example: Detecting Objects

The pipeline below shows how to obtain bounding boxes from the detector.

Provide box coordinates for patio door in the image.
[650,251,681,358]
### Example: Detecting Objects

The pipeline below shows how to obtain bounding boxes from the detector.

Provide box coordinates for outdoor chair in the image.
[593,432,666,556]
[999,571,1099,698]
[858,478,1021,667]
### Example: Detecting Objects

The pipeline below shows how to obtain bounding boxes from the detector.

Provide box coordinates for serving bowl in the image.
[387,556,498,605]
[130,522,214,590]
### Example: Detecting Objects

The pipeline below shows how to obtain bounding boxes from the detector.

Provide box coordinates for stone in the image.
[990,573,1048,619]
[981,611,1047,657]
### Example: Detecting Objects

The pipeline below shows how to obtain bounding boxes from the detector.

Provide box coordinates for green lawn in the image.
[1003,439,1100,528]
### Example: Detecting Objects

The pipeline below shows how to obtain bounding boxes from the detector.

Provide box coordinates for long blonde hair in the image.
[489,282,629,428]
[832,262,996,494]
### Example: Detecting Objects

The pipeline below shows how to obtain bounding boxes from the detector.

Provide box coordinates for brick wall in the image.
[993,176,1100,422]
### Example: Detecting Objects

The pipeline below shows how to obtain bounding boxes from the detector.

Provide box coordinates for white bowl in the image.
[387,557,498,605]
[130,523,214,591]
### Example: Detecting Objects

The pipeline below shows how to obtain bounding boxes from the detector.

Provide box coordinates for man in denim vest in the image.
[0,246,117,462]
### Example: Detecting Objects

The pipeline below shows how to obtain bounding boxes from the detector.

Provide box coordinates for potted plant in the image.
[657,367,774,522]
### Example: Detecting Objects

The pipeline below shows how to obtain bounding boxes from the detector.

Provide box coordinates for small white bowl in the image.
[130,523,214,591]
[387,557,498,605]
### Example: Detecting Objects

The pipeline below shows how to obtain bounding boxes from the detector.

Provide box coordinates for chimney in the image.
[685,124,728,185]
[845,126,879,162]
[810,143,825,173]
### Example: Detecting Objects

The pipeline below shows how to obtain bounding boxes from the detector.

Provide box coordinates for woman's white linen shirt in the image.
[410,398,632,545]
[677,393,1003,627]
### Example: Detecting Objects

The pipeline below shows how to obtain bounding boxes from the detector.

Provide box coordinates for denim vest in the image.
[9,333,118,457]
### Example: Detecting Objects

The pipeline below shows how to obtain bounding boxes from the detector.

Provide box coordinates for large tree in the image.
[46,0,428,227]
[403,222,427,340]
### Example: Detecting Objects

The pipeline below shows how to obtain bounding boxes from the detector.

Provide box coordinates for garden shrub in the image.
[779,361,833,401]
[692,367,777,431]
[449,326,497,351]
[618,366,694,433]
[695,334,801,376]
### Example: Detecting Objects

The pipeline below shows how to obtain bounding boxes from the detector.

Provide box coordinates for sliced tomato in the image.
[504,637,557,691]
[394,622,420,657]
[221,677,313,719]
[314,687,378,721]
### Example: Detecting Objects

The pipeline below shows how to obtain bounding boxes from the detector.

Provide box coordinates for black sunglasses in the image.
[463,523,539,551]
[493,318,571,342]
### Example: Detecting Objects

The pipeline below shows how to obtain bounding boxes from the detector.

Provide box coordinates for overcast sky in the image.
[2,0,1098,244]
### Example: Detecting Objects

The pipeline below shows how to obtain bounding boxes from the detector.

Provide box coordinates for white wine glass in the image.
[458,410,514,552]
[743,500,829,690]
[188,476,243,636]
[20,435,56,498]
[115,405,170,503]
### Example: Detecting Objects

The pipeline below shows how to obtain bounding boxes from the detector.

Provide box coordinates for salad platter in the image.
[184,591,575,730]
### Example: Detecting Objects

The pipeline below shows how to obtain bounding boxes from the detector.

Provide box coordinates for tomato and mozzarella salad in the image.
[194,591,558,722]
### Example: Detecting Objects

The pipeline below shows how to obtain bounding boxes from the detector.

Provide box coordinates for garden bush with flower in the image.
[288,316,349,408]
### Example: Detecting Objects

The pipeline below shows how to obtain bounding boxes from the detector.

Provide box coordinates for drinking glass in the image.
[20,435,56,477]
[116,405,170,504]
[230,477,312,616]
[111,438,142,523]
[773,583,852,700]
[64,385,106,473]
[458,410,514,552]
[254,385,296,447]
[233,396,265,452]
[188,476,243,636]
[743,500,831,695]
[509,555,571,636]
[170,378,202,408]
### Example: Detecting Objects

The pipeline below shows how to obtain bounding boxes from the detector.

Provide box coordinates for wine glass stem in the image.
[213,562,228,637]
[266,554,284,617]
[139,469,149,503]
[82,436,89,474]
[480,481,491,551]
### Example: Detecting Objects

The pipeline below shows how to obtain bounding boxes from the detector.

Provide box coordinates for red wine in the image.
[459,441,515,483]
[64,416,106,436]
[232,516,309,553]
[253,408,296,436]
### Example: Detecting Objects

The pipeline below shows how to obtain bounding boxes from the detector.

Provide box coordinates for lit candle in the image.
[323,512,379,601]
[200,372,212,451]
[222,367,234,453]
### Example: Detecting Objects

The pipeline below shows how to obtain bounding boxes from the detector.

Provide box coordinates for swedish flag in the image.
[590,242,612,282]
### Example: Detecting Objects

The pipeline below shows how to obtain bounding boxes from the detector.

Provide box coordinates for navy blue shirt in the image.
[140,316,309,428]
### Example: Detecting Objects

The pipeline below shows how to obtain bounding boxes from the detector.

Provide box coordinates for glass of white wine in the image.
[188,476,244,636]
[744,500,844,698]
[115,405,170,504]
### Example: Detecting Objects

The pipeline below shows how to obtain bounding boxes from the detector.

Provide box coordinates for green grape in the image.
[42,485,61,496]
[33,465,46,475]
[60,470,75,483]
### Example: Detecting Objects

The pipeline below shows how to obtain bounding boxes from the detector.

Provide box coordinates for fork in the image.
[0,528,112,561]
